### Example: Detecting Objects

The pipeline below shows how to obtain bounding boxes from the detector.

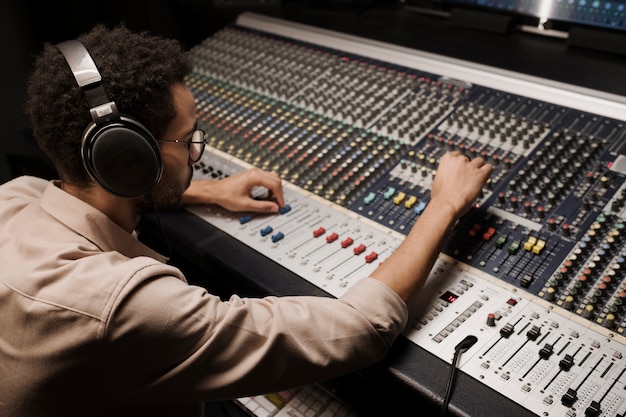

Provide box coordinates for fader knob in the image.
[536,206,545,219]
[523,201,532,213]
[548,218,557,231]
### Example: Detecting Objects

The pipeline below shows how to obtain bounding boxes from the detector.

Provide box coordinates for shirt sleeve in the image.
[102,264,407,404]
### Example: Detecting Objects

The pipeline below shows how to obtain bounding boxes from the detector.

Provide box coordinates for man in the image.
[0,24,492,416]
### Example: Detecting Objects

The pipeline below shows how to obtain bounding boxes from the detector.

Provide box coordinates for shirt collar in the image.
[40,181,168,263]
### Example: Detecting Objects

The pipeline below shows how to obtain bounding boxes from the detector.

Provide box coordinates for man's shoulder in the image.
[0,175,50,198]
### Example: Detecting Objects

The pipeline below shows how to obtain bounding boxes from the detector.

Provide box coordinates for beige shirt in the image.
[0,176,408,417]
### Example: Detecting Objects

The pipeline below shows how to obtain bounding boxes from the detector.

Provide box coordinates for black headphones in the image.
[56,40,162,197]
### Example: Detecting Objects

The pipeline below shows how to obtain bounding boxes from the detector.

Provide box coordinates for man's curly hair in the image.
[25,24,193,186]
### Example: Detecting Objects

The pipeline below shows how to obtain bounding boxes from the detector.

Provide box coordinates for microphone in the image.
[440,335,478,417]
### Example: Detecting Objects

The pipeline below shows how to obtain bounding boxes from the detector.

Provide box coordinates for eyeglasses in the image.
[158,129,207,162]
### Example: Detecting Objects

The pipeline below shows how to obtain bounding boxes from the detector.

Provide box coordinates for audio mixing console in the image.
[184,12,626,417]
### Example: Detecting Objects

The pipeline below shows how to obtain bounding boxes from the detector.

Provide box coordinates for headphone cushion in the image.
[82,117,162,197]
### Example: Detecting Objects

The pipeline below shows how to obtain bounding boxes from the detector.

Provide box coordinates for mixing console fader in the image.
[185,12,626,416]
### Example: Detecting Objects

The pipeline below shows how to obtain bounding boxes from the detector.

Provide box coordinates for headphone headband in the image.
[56,40,120,125]
[56,40,101,87]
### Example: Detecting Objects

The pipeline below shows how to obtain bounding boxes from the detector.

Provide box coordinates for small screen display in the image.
[440,290,459,303]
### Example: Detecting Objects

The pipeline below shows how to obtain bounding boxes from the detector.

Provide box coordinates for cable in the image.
[440,335,478,417]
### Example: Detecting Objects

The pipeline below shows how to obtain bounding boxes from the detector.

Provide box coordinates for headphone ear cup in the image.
[81,116,162,197]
